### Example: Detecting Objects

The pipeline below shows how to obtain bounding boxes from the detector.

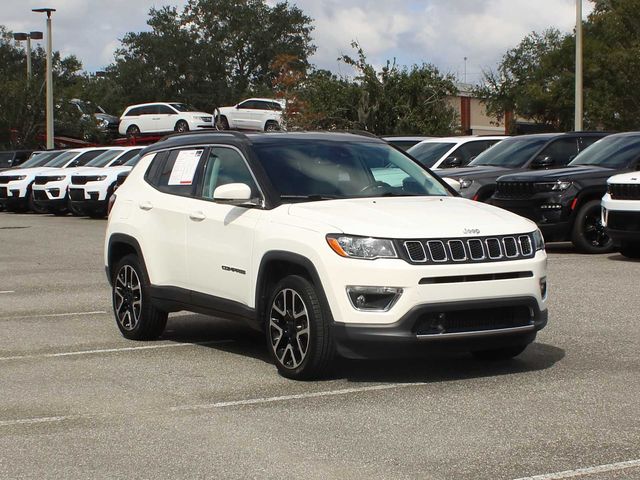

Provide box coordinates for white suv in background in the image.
[69,148,143,218]
[217,98,283,131]
[408,136,506,169]
[602,172,640,258]
[118,102,213,137]
[105,131,548,380]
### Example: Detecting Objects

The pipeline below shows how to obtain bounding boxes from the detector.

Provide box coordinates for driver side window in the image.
[201,147,258,200]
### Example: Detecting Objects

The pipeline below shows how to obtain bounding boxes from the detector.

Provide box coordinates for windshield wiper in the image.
[280,194,344,201]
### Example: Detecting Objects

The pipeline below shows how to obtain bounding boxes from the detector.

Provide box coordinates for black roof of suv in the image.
[435,132,609,201]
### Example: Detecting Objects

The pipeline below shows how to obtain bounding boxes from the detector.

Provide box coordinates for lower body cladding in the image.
[0,184,28,210]
[322,253,548,359]
[31,186,67,213]
[602,197,640,247]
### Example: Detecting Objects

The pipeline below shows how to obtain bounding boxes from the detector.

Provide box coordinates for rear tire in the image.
[571,199,614,253]
[217,116,229,130]
[472,344,527,361]
[265,120,279,132]
[265,275,335,380]
[27,188,47,214]
[112,254,167,340]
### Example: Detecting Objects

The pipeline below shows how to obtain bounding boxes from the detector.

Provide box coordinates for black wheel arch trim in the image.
[106,234,147,286]
[256,251,334,330]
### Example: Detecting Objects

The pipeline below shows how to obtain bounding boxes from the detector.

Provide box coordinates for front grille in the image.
[610,183,640,200]
[0,176,21,185]
[608,211,640,231]
[34,176,49,185]
[69,188,84,201]
[33,190,48,201]
[201,116,213,123]
[400,233,535,265]
[414,305,533,335]
[496,181,536,198]
[71,176,101,185]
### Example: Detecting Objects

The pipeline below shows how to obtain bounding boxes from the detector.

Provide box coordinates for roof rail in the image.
[162,129,252,141]
[328,129,380,139]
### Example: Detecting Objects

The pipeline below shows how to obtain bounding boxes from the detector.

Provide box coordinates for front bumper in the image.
[602,196,640,244]
[333,296,547,358]
[489,195,575,242]
[0,182,29,209]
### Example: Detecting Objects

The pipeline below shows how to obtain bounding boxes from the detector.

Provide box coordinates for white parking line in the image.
[0,310,107,320]
[513,459,640,479]
[0,340,233,361]
[0,382,427,427]
[0,290,15,294]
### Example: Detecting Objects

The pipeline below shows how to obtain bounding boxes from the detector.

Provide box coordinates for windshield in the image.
[18,152,56,168]
[407,142,455,168]
[44,151,79,168]
[169,103,198,112]
[570,135,640,169]
[469,137,549,167]
[123,153,141,167]
[253,140,450,200]
[85,149,123,167]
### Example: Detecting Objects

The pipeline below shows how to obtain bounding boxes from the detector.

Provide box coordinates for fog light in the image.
[540,277,547,299]
[540,204,562,210]
[346,286,403,311]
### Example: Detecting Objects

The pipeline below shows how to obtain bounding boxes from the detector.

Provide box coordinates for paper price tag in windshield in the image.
[168,150,203,185]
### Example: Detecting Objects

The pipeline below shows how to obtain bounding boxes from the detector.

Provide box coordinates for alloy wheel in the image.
[583,208,610,247]
[114,264,142,331]
[269,288,310,369]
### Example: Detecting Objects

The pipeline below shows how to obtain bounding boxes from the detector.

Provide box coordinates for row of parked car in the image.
[2,130,640,258]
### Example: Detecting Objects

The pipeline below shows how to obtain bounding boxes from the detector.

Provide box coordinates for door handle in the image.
[139,201,153,211]
[189,211,206,221]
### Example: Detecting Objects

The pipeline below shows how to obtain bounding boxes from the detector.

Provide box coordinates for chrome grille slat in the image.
[427,241,447,262]
[447,240,467,261]
[404,241,427,263]
[503,237,519,258]
[467,239,485,260]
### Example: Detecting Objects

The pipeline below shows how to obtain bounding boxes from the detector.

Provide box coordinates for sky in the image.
[4,0,594,84]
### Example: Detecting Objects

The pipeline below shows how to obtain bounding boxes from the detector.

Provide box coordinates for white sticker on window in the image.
[168,150,203,185]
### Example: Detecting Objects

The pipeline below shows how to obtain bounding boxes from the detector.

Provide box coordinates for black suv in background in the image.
[437,132,609,201]
[0,150,34,171]
[489,132,640,253]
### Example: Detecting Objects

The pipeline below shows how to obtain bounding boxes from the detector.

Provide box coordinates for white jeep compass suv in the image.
[105,131,548,379]
[602,172,640,258]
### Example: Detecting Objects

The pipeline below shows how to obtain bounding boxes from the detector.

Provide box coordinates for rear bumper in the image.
[332,296,547,359]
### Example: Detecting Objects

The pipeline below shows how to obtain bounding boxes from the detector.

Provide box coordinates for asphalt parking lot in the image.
[0,213,639,480]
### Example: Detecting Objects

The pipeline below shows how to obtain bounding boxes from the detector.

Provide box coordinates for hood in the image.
[608,172,640,185]
[435,165,512,180]
[0,166,58,177]
[497,165,618,183]
[286,196,536,238]
[94,113,119,124]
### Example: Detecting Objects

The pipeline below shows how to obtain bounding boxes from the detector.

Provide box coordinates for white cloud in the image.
[2,0,593,82]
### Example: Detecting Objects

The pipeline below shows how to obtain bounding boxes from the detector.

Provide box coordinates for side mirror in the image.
[532,155,554,168]
[443,178,461,191]
[235,105,240,109]
[442,156,462,168]
[213,183,253,204]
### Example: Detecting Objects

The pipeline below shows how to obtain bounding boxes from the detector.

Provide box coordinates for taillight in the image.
[107,193,117,217]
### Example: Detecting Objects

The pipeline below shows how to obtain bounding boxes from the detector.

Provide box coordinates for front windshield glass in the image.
[407,142,455,168]
[18,152,56,168]
[123,153,141,167]
[469,137,548,167]
[169,103,197,112]
[44,151,79,168]
[570,135,640,169]
[85,149,123,167]
[254,140,450,200]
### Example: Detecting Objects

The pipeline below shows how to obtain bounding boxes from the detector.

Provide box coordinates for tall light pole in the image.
[33,8,56,149]
[463,57,468,84]
[575,0,583,131]
[13,31,43,80]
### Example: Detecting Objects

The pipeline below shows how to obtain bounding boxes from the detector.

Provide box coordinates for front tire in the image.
[112,254,167,340]
[126,125,140,139]
[266,275,335,380]
[571,199,614,253]
[264,120,279,132]
[217,116,229,130]
[174,120,189,133]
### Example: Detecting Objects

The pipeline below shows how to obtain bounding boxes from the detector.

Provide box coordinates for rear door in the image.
[185,145,263,306]
[155,104,178,132]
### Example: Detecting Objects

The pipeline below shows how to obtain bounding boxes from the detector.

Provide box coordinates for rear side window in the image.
[449,141,495,167]
[537,138,579,166]
[149,149,205,196]
[125,107,143,117]
[157,105,175,115]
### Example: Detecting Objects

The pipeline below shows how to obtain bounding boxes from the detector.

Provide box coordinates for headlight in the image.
[95,176,107,181]
[13,175,27,181]
[532,229,545,251]
[458,178,473,189]
[99,119,109,128]
[51,176,66,181]
[534,180,571,192]
[326,234,397,259]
